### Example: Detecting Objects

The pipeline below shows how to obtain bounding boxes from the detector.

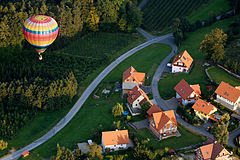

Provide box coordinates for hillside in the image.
[142,0,204,31]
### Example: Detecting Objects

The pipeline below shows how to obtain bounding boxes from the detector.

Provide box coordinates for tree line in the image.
[0,72,78,138]
[0,0,142,48]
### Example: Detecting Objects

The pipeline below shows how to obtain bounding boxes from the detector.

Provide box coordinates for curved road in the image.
[146,29,238,147]
[1,32,173,160]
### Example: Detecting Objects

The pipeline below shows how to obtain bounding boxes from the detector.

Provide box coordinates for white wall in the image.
[182,98,197,106]
[217,94,240,110]
[172,65,188,73]
[102,144,127,151]
[132,95,145,109]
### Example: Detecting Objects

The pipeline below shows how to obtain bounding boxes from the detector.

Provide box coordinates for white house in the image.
[215,81,240,111]
[122,66,145,95]
[127,85,152,115]
[174,79,201,106]
[101,130,129,152]
[172,50,193,73]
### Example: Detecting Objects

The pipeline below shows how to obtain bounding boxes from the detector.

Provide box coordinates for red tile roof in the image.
[147,104,162,116]
[192,99,216,115]
[122,66,145,84]
[215,81,240,103]
[102,130,129,146]
[152,110,177,130]
[127,85,152,105]
[199,138,230,159]
[174,79,194,100]
[22,151,29,156]
[190,84,201,96]
[172,50,193,69]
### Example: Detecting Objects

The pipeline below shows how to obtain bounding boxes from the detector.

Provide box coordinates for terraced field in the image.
[142,0,204,31]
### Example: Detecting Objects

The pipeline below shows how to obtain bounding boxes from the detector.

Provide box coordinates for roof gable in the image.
[152,110,177,130]
[147,104,162,116]
[127,85,152,105]
[215,81,240,103]
[192,99,216,115]
[102,130,129,146]
[199,138,228,159]
[174,79,194,100]
[122,66,145,83]
[172,50,193,68]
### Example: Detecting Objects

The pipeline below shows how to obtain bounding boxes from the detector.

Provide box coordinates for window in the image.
[135,104,137,106]
[183,56,186,60]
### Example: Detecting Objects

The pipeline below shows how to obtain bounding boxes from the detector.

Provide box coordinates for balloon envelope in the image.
[23,15,59,54]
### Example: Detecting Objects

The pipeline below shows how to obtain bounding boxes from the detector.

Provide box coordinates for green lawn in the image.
[136,124,206,150]
[25,43,172,158]
[188,0,231,23]
[208,66,240,86]
[159,18,234,100]
[0,32,145,158]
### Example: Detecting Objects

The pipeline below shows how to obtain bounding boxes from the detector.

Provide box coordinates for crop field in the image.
[142,0,204,31]
[61,32,142,59]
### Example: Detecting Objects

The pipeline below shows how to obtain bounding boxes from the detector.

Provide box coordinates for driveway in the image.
[130,119,148,130]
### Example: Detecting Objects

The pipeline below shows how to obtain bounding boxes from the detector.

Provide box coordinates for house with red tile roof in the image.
[127,85,152,115]
[215,81,240,111]
[149,110,178,140]
[172,50,193,73]
[174,79,201,106]
[122,66,145,95]
[196,138,232,160]
[101,130,129,152]
[192,99,217,121]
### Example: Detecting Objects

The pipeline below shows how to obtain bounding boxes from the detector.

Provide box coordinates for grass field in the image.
[188,0,231,23]
[0,32,145,158]
[24,43,172,159]
[208,66,240,86]
[158,18,234,100]
[136,124,206,150]
[142,0,204,31]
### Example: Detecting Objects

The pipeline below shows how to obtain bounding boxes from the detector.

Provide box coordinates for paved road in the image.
[150,32,215,139]
[228,128,240,147]
[149,30,239,146]
[136,28,156,40]
[138,0,149,9]
[1,32,173,160]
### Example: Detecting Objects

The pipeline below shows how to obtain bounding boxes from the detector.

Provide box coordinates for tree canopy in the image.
[200,28,227,62]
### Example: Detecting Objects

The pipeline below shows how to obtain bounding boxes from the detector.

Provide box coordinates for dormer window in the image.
[183,56,186,60]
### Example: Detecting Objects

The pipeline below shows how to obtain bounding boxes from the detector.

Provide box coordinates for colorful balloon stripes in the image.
[23,15,59,56]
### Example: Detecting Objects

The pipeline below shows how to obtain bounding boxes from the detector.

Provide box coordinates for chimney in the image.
[207,103,209,106]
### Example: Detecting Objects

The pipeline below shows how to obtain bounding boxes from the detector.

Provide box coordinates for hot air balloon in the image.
[23,15,59,60]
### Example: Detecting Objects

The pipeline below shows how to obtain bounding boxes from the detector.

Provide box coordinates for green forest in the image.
[0,0,142,140]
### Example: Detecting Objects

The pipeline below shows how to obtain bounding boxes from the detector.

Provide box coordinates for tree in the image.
[0,140,8,150]
[54,144,75,160]
[112,103,123,117]
[200,28,227,62]
[113,120,121,130]
[74,148,85,160]
[211,113,230,146]
[87,143,103,160]
[140,102,152,117]
[133,139,155,160]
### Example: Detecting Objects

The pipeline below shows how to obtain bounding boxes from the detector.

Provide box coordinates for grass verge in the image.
[208,66,240,86]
